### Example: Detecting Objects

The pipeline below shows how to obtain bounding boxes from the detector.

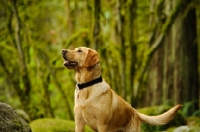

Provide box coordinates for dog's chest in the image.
[74,91,101,130]
[74,89,88,103]
[74,84,106,104]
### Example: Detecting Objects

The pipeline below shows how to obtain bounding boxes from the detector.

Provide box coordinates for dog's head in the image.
[62,47,99,69]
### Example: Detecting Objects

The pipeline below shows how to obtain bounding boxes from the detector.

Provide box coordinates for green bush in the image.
[30,118,92,132]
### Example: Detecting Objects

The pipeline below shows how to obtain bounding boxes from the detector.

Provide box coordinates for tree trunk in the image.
[10,0,31,116]
[128,0,137,106]
[65,0,74,38]
[93,0,101,51]
[43,73,55,118]
[117,0,127,99]
[147,0,199,115]
[172,7,199,115]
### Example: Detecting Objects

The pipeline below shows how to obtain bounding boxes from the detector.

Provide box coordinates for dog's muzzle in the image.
[62,49,78,68]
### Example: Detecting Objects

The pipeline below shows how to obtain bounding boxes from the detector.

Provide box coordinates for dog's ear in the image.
[84,49,99,67]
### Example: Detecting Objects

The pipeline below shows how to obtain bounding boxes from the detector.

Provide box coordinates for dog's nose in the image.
[62,49,67,55]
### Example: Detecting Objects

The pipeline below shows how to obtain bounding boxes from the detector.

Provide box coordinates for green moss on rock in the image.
[30,118,92,132]
[187,116,200,132]
[163,117,200,132]
[0,102,31,132]
[187,116,200,126]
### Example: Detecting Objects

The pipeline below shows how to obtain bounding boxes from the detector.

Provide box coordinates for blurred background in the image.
[0,0,199,126]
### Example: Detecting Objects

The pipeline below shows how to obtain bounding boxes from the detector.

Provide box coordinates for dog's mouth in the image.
[63,56,78,68]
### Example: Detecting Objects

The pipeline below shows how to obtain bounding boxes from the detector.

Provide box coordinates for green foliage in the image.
[30,118,93,132]
[181,101,200,117]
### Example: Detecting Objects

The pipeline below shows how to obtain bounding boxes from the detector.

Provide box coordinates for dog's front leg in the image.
[75,115,85,132]
[97,124,108,132]
[75,121,85,132]
[75,107,85,132]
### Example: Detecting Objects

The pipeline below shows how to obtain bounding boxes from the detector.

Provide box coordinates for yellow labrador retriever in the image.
[62,47,181,132]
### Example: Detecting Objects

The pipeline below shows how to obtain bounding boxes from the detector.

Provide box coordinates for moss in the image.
[187,116,200,126]
[13,118,22,131]
[189,126,200,132]
[30,118,92,132]
[187,117,200,132]
[166,127,176,132]
[165,117,200,132]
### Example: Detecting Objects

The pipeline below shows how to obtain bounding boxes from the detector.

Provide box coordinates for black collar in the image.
[76,76,103,89]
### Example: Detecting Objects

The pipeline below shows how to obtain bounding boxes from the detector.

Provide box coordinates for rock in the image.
[0,102,32,132]
[173,126,190,132]
[16,109,31,123]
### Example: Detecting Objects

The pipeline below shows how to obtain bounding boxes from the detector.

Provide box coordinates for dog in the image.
[62,47,182,132]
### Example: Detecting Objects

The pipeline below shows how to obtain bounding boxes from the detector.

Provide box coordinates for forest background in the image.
[0,0,199,122]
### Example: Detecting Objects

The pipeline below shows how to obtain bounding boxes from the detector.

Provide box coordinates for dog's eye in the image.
[77,49,82,53]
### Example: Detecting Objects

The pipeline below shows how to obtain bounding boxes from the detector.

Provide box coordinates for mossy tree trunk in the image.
[10,0,32,116]
[146,0,199,115]
[116,0,138,102]
[128,0,137,106]
[117,0,127,99]
[92,0,101,51]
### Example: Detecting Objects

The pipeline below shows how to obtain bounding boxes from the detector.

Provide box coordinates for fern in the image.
[181,101,199,117]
